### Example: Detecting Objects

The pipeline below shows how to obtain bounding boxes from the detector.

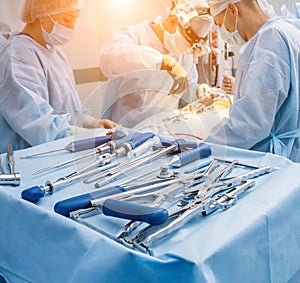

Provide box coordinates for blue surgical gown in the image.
[206,17,300,162]
[0,34,85,153]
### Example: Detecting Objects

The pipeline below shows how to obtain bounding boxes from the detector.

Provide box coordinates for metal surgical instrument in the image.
[21,162,119,202]
[127,165,271,254]
[21,134,113,158]
[69,173,200,226]
[31,131,154,175]
[132,180,256,255]
[54,166,180,217]
[89,140,211,188]
[127,136,160,160]
[0,155,5,174]
[114,132,155,157]
[66,168,206,229]
[0,173,21,186]
[165,144,211,168]
[0,145,21,186]
[7,144,15,174]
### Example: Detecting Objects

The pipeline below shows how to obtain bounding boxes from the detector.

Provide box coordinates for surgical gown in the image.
[0,34,85,153]
[206,17,300,162]
[98,18,198,126]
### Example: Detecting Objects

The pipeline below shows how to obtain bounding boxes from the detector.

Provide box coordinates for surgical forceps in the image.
[69,169,205,229]
[131,180,256,255]
[126,164,271,254]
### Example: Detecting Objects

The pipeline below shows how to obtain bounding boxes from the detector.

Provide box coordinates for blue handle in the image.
[162,138,198,151]
[179,143,212,166]
[129,132,155,149]
[102,199,169,226]
[113,133,133,148]
[54,186,126,217]
[21,186,45,202]
[111,130,127,140]
[169,144,211,168]
[73,135,112,151]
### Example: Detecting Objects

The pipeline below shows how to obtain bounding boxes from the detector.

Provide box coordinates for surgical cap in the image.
[22,0,84,23]
[171,0,214,38]
[208,0,277,17]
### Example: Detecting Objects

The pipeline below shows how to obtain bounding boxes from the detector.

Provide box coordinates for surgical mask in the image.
[162,24,192,55]
[41,16,74,47]
[219,8,246,47]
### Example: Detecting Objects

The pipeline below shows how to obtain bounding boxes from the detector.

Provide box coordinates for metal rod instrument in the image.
[21,134,113,159]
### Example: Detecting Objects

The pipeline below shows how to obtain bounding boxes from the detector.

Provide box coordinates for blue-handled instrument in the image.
[166,143,212,168]
[54,166,180,217]
[21,162,118,202]
[91,139,210,188]
[114,132,155,157]
[21,134,113,159]
[102,199,168,226]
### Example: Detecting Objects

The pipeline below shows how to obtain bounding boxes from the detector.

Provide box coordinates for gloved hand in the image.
[161,55,189,95]
[83,114,118,129]
[221,75,235,94]
[97,119,118,129]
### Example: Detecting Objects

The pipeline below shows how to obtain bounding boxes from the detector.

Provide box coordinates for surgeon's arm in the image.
[99,25,163,78]
[161,54,189,95]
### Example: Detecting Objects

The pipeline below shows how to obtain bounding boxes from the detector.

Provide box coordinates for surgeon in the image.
[205,0,300,162]
[98,0,213,125]
[0,0,117,153]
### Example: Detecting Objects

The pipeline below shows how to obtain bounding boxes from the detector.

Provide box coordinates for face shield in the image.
[22,0,85,23]
[208,0,242,17]
[171,0,214,62]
